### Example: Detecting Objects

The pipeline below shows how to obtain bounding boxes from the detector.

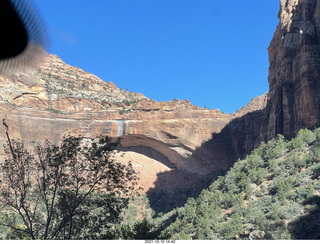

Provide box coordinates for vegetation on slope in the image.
[2,127,320,240]
[35,57,146,107]
[160,128,320,240]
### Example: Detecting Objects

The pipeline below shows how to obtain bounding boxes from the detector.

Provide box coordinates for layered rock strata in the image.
[0,55,267,208]
[1,0,316,212]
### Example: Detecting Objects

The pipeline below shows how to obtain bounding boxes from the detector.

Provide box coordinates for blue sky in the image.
[33,0,279,114]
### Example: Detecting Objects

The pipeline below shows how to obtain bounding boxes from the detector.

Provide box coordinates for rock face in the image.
[0,56,232,174]
[198,0,320,172]
[264,0,320,140]
[157,0,320,211]
[0,54,267,212]
[1,0,318,213]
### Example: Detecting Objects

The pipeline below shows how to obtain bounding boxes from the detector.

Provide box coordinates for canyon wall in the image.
[265,0,320,139]
[135,0,320,211]
[200,0,320,170]
[1,0,319,212]
[0,54,267,212]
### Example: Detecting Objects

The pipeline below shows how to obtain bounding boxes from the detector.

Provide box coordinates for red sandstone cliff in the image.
[265,0,320,139]
[2,0,317,212]
[201,0,320,172]
[0,54,267,211]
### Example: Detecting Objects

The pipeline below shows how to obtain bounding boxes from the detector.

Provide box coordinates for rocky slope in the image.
[0,55,267,212]
[0,54,146,112]
[161,127,320,240]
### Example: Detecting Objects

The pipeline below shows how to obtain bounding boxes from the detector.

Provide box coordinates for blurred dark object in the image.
[0,0,48,75]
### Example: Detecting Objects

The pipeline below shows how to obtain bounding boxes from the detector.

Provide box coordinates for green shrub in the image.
[268,160,281,178]
[249,167,268,185]
[219,212,244,240]
[311,144,320,161]
[280,203,302,220]
[223,193,244,209]
[257,135,287,161]
[313,128,320,141]
[291,137,304,149]
[252,211,269,230]
[161,126,320,240]
[312,165,320,179]
[297,128,316,145]
[253,188,263,198]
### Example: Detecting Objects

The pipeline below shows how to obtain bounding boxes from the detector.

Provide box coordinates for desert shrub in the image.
[175,231,192,240]
[247,154,265,168]
[270,177,298,202]
[272,226,292,240]
[279,203,302,220]
[251,210,269,231]
[291,137,304,150]
[249,167,268,185]
[313,128,320,141]
[313,179,320,190]
[253,196,275,214]
[222,170,239,194]
[268,160,282,178]
[311,164,320,179]
[253,188,263,198]
[223,193,244,209]
[195,218,216,239]
[296,183,315,201]
[311,144,320,161]
[219,212,244,240]
[267,203,282,221]
[257,135,287,161]
[297,128,316,145]
[112,219,156,240]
